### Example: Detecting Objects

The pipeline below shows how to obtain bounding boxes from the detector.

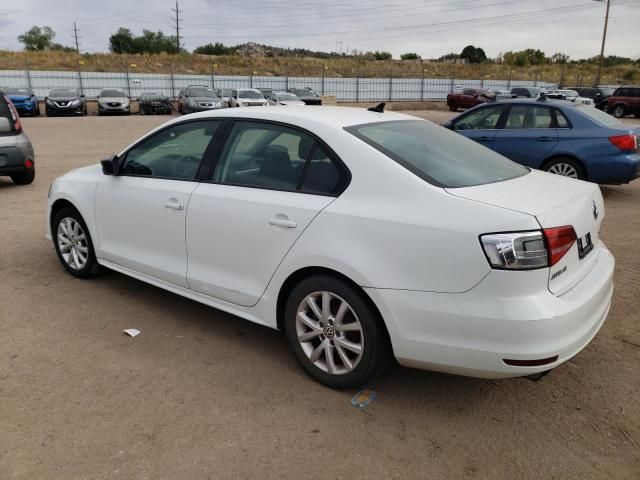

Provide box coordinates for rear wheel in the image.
[543,157,585,180]
[52,207,101,278]
[611,104,626,118]
[10,169,35,185]
[448,103,457,112]
[284,274,390,389]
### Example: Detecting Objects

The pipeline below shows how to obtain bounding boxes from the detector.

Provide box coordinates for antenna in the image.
[368,102,385,113]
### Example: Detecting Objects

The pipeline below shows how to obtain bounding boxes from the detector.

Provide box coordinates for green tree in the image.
[109,28,135,54]
[460,45,487,64]
[400,52,420,60]
[551,52,569,64]
[18,26,56,51]
[194,42,231,55]
[372,51,392,60]
[109,28,179,54]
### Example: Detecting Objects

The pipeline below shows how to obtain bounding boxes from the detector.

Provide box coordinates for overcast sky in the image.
[0,0,639,60]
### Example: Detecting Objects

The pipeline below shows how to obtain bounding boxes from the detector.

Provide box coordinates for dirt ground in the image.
[1,110,639,480]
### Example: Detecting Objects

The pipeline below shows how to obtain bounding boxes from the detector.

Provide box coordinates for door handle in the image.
[164,201,184,210]
[537,136,554,142]
[269,216,297,228]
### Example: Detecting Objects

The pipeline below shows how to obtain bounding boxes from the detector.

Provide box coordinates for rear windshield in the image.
[346,120,528,188]
[100,90,126,97]
[576,104,621,126]
[239,90,264,99]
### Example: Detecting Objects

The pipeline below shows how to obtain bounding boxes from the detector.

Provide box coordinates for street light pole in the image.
[595,0,611,86]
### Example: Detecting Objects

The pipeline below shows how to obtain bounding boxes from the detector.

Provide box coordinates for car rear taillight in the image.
[480,226,577,270]
[4,96,22,132]
[24,159,34,169]
[608,134,638,151]
[542,226,577,266]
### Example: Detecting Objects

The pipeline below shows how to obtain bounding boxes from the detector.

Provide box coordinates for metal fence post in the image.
[480,64,485,88]
[249,59,253,88]
[24,58,33,92]
[356,65,360,103]
[76,59,84,95]
[125,57,131,97]
[321,64,325,96]
[285,63,289,91]
[388,65,393,101]
[507,68,512,90]
[170,63,175,99]
[534,70,538,87]
[210,63,216,89]
[421,67,425,101]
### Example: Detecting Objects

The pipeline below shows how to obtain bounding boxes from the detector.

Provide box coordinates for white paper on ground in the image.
[122,328,141,337]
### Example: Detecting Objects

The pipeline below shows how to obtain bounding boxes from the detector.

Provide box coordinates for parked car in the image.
[257,88,275,102]
[510,87,543,98]
[1,87,39,116]
[446,88,495,111]
[97,89,130,115]
[287,87,322,105]
[178,85,223,114]
[45,87,86,116]
[215,89,233,108]
[493,89,515,100]
[607,85,640,118]
[443,98,640,184]
[567,86,615,110]
[139,92,173,115]
[270,92,306,106]
[48,106,614,388]
[546,89,595,106]
[0,93,35,185]
[228,89,269,107]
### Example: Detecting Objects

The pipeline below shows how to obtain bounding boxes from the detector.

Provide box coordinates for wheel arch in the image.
[541,154,588,180]
[49,198,79,231]
[275,266,392,348]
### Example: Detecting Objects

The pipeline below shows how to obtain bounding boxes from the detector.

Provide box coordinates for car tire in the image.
[45,106,51,117]
[543,156,586,180]
[611,104,626,118]
[10,169,35,185]
[284,274,391,389]
[448,104,457,112]
[34,106,40,117]
[52,207,101,279]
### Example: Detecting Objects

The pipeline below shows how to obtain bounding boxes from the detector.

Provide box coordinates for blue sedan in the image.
[2,87,39,116]
[443,98,640,184]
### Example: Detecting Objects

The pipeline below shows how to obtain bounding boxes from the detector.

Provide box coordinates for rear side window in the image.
[346,120,527,188]
[505,105,553,129]
[300,145,344,195]
[554,109,571,128]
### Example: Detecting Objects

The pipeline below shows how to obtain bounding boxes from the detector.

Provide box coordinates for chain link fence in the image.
[0,68,558,102]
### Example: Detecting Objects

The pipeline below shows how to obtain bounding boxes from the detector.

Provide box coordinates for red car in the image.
[446,88,495,112]
[607,85,640,118]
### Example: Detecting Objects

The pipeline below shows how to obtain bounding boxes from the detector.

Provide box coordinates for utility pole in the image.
[595,0,611,86]
[73,22,81,54]
[72,22,84,95]
[171,1,182,53]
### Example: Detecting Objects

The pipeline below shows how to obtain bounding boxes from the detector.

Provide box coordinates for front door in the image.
[95,119,222,287]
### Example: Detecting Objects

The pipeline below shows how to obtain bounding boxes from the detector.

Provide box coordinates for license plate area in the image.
[577,232,593,259]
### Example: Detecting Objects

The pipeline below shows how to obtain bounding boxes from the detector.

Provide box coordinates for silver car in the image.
[0,93,35,185]
[97,89,130,115]
[228,89,269,107]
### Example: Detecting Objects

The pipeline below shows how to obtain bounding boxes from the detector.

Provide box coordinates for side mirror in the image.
[44,96,49,101]
[442,121,453,130]
[80,94,85,98]
[101,154,121,175]
[0,117,11,133]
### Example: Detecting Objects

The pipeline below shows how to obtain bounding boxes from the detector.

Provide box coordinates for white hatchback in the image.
[47,106,614,388]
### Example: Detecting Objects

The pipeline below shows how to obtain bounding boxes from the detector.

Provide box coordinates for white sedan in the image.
[47,106,614,388]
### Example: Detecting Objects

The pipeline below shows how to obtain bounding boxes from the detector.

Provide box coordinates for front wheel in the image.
[543,157,585,180]
[284,275,390,389]
[52,207,101,278]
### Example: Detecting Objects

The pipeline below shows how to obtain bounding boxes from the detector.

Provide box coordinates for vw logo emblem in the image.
[592,200,599,220]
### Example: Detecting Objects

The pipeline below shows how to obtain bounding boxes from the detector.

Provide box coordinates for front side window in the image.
[346,120,527,188]
[453,104,505,130]
[505,105,554,129]
[122,120,220,179]
[213,121,315,190]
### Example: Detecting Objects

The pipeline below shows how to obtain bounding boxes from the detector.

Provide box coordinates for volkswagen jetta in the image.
[47,106,614,388]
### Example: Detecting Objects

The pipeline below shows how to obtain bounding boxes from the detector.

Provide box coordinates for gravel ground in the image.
[1,111,639,480]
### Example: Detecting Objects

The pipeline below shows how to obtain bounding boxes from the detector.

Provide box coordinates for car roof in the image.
[491,98,577,108]
[170,106,415,129]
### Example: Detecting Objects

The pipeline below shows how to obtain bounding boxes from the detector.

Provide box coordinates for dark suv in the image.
[567,86,615,111]
[510,87,542,98]
[607,86,640,118]
[0,93,35,185]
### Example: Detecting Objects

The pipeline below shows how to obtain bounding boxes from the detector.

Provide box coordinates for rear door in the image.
[450,103,506,148]
[492,104,558,168]
[186,120,347,306]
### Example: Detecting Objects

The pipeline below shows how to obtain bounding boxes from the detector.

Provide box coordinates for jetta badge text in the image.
[592,200,599,220]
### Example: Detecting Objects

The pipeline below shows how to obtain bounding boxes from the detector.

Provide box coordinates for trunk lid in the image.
[447,170,604,296]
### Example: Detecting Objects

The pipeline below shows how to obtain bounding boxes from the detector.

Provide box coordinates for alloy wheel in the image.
[296,291,364,375]
[57,217,89,270]
[547,162,578,178]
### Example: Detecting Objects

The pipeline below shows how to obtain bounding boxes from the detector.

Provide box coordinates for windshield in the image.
[577,104,621,126]
[276,93,300,101]
[51,88,78,97]
[100,90,126,97]
[346,120,528,188]
[600,87,615,96]
[4,88,32,96]
[239,90,264,99]
[141,92,165,99]
[189,88,216,97]
[295,89,318,97]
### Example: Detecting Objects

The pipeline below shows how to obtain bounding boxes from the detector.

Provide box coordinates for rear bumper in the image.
[587,153,640,184]
[367,244,614,378]
[0,145,30,175]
